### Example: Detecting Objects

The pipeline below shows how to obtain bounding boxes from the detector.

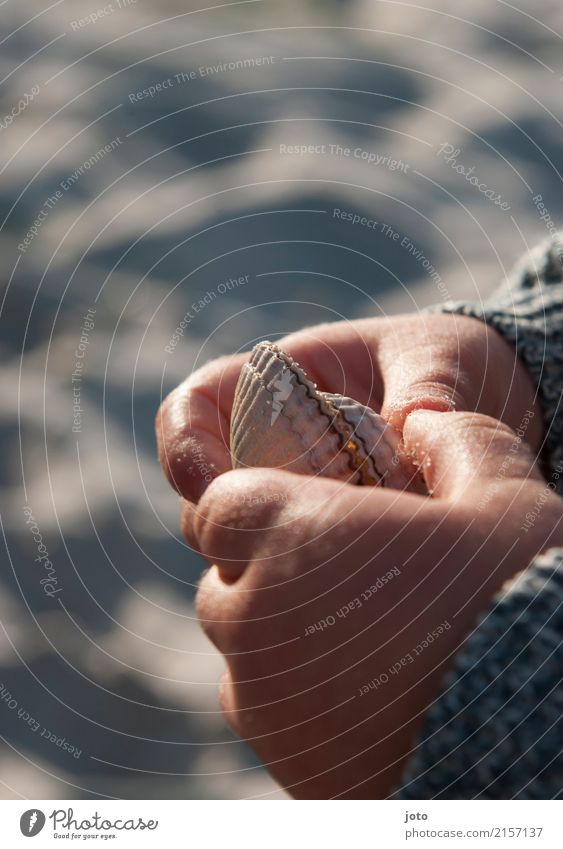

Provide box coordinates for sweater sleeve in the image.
[393,548,563,799]
[393,236,563,800]
[431,233,563,492]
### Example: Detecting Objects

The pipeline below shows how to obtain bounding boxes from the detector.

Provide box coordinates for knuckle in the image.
[441,413,529,459]
[456,413,519,444]
[195,573,243,647]
[194,581,217,638]
[218,688,242,736]
[195,582,259,656]
[444,413,539,487]
[193,471,287,557]
[191,486,228,557]
[412,377,467,408]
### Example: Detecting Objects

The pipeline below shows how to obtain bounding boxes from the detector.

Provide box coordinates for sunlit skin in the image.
[156,314,563,798]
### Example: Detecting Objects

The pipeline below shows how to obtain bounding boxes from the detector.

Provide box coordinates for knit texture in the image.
[395,551,563,799]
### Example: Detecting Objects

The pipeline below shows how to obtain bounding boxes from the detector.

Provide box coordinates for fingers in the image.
[156,322,383,503]
[186,467,341,576]
[157,313,542,505]
[191,466,425,663]
[182,468,296,578]
[378,314,484,429]
[278,321,382,408]
[377,314,541,447]
[187,465,427,611]
[403,409,542,501]
[156,352,247,502]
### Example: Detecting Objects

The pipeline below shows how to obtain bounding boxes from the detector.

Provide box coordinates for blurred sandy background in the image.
[0,0,562,798]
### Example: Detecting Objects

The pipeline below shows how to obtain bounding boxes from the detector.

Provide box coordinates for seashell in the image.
[230,341,421,491]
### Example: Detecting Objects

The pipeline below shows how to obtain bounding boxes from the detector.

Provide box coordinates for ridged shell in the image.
[230,341,417,490]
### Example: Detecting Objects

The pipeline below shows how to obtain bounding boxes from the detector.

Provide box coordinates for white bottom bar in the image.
[2,800,560,848]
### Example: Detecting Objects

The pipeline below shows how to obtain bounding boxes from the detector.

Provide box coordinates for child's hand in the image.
[156,313,541,504]
[155,312,552,798]
[189,411,562,799]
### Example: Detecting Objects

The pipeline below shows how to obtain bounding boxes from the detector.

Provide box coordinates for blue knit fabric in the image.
[395,552,563,799]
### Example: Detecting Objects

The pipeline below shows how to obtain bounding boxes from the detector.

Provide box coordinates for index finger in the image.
[156,352,247,503]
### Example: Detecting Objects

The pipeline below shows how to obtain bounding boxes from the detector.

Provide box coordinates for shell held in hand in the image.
[230,341,422,492]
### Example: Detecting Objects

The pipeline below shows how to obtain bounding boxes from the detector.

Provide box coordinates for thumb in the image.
[377,316,473,430]
[403,410,542,501]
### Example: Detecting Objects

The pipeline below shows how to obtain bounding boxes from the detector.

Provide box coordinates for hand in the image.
[156,313,542,504]
[191,411,563,799]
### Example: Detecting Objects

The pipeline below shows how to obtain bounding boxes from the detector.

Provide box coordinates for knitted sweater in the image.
[394,235,563,799]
